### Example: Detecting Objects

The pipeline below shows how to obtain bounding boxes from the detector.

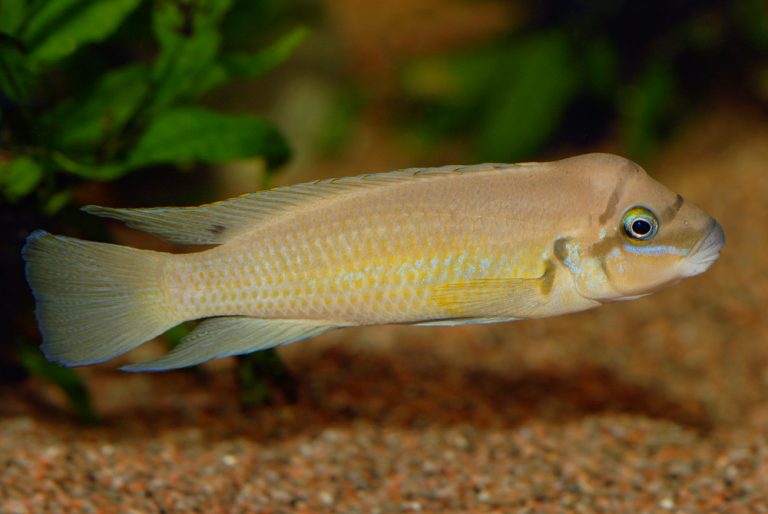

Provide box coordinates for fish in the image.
[22,153,725,371]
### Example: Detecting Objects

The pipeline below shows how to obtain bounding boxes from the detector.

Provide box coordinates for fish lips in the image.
[682,220,725,277]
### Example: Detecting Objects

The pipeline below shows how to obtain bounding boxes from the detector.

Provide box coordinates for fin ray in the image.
[83,163,516,245]
[22,230,177,366]
[122,317,345,371]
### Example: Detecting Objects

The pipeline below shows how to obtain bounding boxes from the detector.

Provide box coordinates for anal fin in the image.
[122,317,345,372]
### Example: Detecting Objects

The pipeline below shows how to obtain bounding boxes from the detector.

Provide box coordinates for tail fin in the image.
[22,230,178,366]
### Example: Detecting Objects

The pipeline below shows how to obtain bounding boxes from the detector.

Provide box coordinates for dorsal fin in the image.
[83,163,517,245]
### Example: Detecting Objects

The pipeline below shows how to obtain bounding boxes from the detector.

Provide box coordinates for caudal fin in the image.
[22,230,178,366]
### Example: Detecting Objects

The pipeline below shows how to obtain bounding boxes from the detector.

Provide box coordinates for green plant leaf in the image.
[0,156,44,201]
[0,0,27,35]
[50,151,126,180]
[401,40,550,148]
[55,107,290,179]
[17,343,99,424]
[583,38,619,99]
[0,34,33,103]
[403,40,515,112]
[43,189,72,215]
[621,64,676,160]
[130,106,290,169]
[238,350,295,407]
[402,32,581,160]
[474,31,579,162]
[195,26,308,96]
[22,0,143,65]
[45,64,150,153]
[225,26,307,78]
[150,0,234,111]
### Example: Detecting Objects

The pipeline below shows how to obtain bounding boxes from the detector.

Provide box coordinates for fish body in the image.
[22,153,725,371]
[171,163,591,325]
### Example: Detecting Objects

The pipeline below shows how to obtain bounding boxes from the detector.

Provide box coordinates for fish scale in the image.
[171,203,546,325]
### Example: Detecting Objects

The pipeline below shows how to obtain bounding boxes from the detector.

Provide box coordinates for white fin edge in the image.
[412,316,521,326]
[22,230,177,366]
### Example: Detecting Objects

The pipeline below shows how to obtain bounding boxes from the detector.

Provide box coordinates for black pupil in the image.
[631,218,652,236]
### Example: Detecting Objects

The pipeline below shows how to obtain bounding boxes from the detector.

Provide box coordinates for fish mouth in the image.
[682,221,725,277]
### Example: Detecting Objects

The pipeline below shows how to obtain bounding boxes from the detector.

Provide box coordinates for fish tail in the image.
[22,230,178,366]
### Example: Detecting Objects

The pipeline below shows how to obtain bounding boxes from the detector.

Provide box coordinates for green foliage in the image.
[316,88,363,156]
[0,0,27,35]
[202,27,308,95]
[472,31,578,163]
[0,0,305,205]
[1,0,306,420]
[131,106,290,170]
[22,0,143,64]
[0,35,33,103]
[401,1,768,162]
[621,64,677,160]
[401,31,581,162]
[17,343,99,425]
[238,350,295,407]
[150,0,231,111]
[0,156,43,201]
[43,64,150,154]
[737,0,768,49]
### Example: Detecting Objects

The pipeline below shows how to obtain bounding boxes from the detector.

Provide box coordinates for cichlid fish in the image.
[22,153,724,371]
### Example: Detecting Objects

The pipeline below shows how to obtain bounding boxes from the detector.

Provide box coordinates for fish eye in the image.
[622,207,658,242]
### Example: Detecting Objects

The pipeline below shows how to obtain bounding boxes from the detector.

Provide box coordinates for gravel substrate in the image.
[2,106,767,513]
[2,413,767,513]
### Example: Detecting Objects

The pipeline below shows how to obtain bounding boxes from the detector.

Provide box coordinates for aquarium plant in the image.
[1,0,306,420]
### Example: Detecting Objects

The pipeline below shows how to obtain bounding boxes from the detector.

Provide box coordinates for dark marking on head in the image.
[598,175,628,224]
[589,236,619,257]
[553,238,570,265]
[539,259,556,296]
[599,254,614,283]
[209,224,226,235]
[661,193,685,222]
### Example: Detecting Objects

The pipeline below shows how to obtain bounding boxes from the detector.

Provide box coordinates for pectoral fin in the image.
[122,317,346,372]
[431,261,556,318]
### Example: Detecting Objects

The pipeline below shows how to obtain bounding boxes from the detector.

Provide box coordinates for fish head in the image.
[555,154,725,302]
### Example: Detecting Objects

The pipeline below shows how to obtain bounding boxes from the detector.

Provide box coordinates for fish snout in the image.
[682,221,725,277]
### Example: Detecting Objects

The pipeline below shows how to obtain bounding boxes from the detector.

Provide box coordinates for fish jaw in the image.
[680,221,725,278]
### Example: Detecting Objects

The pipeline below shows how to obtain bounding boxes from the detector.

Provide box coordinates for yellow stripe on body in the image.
[173,235,554,325]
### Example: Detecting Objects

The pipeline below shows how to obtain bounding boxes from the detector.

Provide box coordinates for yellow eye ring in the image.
[622,207,658,242]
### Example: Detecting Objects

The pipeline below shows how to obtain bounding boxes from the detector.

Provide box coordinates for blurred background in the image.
[2,0,768,510]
